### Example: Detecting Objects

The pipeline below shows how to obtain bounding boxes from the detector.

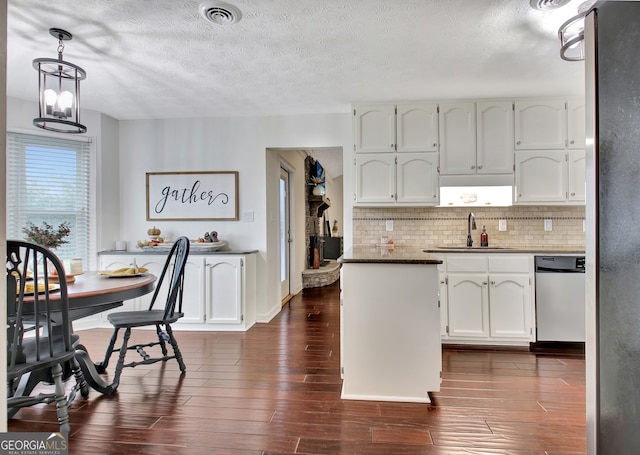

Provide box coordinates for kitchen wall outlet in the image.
[544,219,553,231]
[386,220,394,231]
[498,220,507,231]
[243,210,254,222]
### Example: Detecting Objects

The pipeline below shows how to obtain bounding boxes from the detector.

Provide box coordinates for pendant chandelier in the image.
[33,28,87,134]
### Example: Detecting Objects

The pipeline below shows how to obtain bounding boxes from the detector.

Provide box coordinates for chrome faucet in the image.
[467,212,476,247]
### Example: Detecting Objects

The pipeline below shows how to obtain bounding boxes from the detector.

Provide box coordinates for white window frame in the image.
[6,129,97,269]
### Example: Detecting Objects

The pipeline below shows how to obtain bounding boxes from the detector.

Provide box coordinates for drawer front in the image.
[446,256,487,273]
[488,255,531,273]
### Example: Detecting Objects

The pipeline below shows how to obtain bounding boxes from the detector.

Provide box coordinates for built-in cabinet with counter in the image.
[340,247,441,403]
[353,104,440,206]
[97,251,256,331]
[438,254,534,346]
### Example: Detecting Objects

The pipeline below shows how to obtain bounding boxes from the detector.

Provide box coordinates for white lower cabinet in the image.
[97,252,256,331]
[441,254,534,345]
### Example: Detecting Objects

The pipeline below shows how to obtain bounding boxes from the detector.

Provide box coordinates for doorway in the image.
[280,166,293,306]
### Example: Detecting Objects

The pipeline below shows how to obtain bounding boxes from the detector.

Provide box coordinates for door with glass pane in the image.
[280,167,292,304]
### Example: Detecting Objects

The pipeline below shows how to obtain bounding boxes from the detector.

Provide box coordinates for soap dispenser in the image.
[480,225,489,247]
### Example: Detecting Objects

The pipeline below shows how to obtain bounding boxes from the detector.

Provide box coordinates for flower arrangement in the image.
[22,221,71,250]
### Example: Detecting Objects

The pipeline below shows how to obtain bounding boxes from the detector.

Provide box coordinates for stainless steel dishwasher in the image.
[534,256,586,342]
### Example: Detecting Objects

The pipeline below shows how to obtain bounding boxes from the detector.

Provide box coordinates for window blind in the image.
[7,132,92,267]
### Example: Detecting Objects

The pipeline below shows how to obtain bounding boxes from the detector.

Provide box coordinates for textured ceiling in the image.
[7,0,587,124]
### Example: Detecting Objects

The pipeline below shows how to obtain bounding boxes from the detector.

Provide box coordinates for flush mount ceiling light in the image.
[557,1,599,61]
[33,28,87,134]
[199,1,242,25]
[530,0,572,10]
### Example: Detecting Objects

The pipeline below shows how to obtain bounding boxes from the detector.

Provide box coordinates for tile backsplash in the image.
[353,206,585,249]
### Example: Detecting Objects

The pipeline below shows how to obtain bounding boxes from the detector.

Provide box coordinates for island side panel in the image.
[341,262,441,403]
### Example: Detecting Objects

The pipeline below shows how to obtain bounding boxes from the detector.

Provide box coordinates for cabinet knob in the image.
[390,144,395,148]
[516,140,521,145]
[571,192,576,196]
[433,143,437,147]
[518,193,522,197]
[570,140,575,144]
[491,280,496,285]
[478,165,483,170]
[482,281,488,286]
[471,165,475,170]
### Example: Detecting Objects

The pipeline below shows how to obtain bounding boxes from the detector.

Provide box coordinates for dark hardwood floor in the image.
[9,282,586,454]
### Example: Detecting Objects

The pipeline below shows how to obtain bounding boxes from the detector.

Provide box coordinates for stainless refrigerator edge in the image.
[585,2,640,453]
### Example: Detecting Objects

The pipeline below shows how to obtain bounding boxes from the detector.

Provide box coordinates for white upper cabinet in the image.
[354,103,438,153]
[567,98,586,149]
[354,154,396,203]
[354,152,439,205]
[515,99,566,149]
[354,105,396,153]
[396,152,439,204]
[439,101,513,176]
[476,101,514,175]
[439,102,477,175]
[396,103,438,152]
[514,150,568,203]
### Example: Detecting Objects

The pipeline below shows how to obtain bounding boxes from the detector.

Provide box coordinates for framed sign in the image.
[146,171,239,221]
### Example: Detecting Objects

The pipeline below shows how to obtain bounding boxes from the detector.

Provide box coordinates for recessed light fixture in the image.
[199,1,242,25]
[529,0,572,10]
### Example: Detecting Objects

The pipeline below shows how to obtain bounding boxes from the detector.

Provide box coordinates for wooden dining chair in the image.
[97,236,190,390]
[6,240,89,434]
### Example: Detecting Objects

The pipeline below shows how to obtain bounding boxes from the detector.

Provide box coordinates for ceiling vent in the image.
[199,1,242,25]
[529,0,572,10]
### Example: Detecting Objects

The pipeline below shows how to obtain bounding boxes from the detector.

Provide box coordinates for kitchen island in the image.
[339,247,442,403]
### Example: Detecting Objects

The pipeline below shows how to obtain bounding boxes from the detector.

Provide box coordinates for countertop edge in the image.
[99,249,258,255]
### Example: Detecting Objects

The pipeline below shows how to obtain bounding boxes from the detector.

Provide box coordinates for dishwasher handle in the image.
[536,266,585,273]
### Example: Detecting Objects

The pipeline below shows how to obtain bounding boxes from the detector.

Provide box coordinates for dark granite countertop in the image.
[422,246,585,254]
[339,247,442,264]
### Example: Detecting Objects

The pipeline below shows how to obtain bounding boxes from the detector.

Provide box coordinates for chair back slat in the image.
[146,236,190,321]
[6,240,73,375]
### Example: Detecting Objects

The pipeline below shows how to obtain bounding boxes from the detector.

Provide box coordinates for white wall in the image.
[118,115,351,321]
[7,97,352,322]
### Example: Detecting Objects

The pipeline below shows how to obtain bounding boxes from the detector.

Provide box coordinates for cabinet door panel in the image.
[476,101,514,174]
[396,152,438,204]
[489,274,531,339]
[567,98,586,149]
[354,105,395,153]
[514,150,567,203]
[447,274,489,338]
[206,257,242,324]
[397,103,438,152]
[568,149,586,202]
[439,102,476,175]
[515,99,566,149]
[355,154,396,203]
